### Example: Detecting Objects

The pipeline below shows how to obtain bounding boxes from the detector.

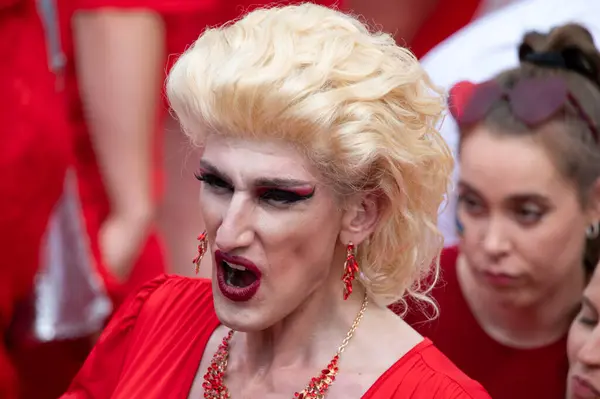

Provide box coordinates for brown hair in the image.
[459,24,600,273]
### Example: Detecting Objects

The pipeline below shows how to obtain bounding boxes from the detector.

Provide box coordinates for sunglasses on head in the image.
[448,76,599,142]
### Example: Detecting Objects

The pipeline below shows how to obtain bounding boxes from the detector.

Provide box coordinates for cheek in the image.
[567,322,586,364]
[257,205,342,279]
[199,190,227,231]
[457,213,484,253]
[517,216,586,278]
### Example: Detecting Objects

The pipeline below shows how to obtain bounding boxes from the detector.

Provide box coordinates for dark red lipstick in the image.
[215,250,262,302]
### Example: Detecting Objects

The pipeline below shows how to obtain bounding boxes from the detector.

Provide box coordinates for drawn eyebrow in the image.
[199,160,314,190]
[254,177,314,188]
[198,160,232,184]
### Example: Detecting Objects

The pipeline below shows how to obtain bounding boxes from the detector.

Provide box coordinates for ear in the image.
[339,191,382,246]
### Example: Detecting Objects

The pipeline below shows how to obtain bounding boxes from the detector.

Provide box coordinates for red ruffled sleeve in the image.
[60,275,170,398]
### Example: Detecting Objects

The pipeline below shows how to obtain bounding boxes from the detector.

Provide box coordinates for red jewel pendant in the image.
[293,355,339,398]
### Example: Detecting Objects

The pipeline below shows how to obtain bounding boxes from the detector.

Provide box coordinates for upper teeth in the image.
[225,261,247,271]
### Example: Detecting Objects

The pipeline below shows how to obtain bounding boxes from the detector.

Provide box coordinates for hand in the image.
[99,211,152,282]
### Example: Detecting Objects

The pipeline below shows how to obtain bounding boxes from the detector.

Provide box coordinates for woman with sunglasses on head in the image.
[60,4,492,399]
[402,23,600,399]
[568,257,600,399]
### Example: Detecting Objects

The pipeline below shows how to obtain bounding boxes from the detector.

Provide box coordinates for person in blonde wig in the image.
[60,4,490,398]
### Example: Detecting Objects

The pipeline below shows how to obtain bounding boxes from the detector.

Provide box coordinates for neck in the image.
[234,280,367,374]
[457,253,584,348]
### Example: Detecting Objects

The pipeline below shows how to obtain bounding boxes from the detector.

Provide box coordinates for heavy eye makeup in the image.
[194,168,315,206]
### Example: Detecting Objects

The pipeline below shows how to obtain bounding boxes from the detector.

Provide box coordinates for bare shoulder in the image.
[341,308,491,398]
[352,306,424,365]
[338,307,422,376]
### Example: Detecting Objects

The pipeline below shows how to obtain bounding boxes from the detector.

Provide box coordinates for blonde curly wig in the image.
[167,3,453,310]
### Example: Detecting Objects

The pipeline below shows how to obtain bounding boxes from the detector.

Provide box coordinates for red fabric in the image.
[402,246,569,399]
[0,0,20,9]
[73,0,215,12]
[61,275,490,399]
[409,0,482,59]
[11,338,92,399]
[0,0,73,397]
[4,3,172,398]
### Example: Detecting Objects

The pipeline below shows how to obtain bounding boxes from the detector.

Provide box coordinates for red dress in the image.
[61,275,491,399]
[7,2,219,398]
[0,0,73,397]
[403,246,569,399]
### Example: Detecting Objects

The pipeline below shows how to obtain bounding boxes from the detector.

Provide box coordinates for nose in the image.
[577,327,600,368]
[214,192,255,253]
[482,215,510,259]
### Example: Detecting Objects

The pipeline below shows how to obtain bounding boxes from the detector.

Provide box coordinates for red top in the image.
[403,246,569,399]
[409,0,482,59]
[62,275,491,399]
[0,1,74,397]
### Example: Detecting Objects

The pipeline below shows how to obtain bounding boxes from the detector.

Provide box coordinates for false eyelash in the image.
[257,187,315,204]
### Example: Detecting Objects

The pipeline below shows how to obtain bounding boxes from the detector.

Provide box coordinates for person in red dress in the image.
[9,2,216,399]
[402,23,600,399]
[60,4,491,398]
[567,262,600,399]
[0,0,74,397]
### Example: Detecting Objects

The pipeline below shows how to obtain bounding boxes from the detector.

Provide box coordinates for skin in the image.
[456,124,595,348]
[567,266,600,399]
[73,11,164,281]
[187,135,422,398]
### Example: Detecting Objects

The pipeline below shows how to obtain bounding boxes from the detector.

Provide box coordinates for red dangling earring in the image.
[342,242,359,300]
[193,231,208,275]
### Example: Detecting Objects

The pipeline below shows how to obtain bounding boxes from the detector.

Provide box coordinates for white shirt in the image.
[421,0,600,247]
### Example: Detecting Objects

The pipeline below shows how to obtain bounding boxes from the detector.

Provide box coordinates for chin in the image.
[211,288,269,332]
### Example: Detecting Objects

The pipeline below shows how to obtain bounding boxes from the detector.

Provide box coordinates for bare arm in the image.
[73,10,165,279]
[347,0,439,45]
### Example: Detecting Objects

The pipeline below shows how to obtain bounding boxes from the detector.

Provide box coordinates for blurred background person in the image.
[417,0,600,246]
[9,0,223,397]
[402,23,600,399]
[0,0,77,397]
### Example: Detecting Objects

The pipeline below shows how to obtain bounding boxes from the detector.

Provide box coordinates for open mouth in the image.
[215,250,262,302]
[222,260,258,288]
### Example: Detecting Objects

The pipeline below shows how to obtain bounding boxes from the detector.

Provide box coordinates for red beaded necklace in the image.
[202,294,368,399]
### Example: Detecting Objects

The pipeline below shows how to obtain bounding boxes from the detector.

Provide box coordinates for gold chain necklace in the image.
[202,294,369,399]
